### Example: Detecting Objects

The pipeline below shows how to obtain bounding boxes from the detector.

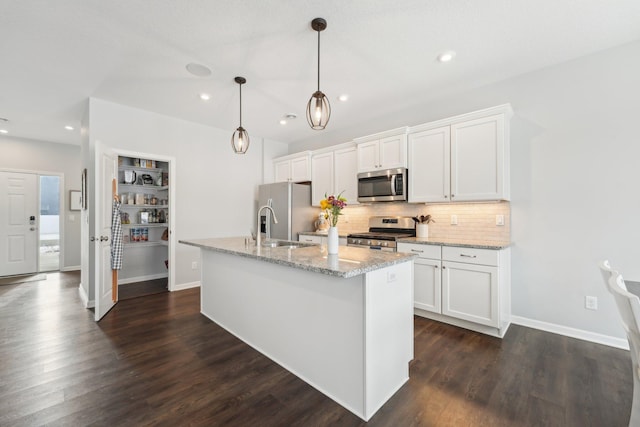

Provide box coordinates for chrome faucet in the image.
[257,205,278,247]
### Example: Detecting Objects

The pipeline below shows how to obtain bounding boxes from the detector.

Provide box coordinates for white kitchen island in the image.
[180,237,416,421]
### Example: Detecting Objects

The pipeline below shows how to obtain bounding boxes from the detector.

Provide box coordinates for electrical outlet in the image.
[585,296,598,310]
[191,261,198,270]
[387,271,397,282]
[450,215,458,225]
[496,215,505,226]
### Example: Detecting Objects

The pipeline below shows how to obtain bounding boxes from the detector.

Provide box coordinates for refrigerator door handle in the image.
[266,198,273,238]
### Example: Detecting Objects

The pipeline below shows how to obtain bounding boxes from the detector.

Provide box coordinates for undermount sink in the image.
[261,240,316,249]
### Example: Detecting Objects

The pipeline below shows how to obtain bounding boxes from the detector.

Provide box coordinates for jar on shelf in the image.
[150,195,158,205]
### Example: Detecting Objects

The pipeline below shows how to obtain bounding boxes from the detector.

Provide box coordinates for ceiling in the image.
[1,1,640,147]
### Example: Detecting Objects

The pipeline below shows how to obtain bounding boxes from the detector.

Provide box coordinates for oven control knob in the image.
[356,239,362,244]
[375,240,381,246]
[366,240,372,245]
[382,242,388,247]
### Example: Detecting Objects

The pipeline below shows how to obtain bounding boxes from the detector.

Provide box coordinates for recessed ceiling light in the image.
[199,93,211,101]
[0,129,8,134]
[64,125,74,131]
[437,51,456,63]
[186,63,212,77]
[280,114,297,125]
[338,94,349,102]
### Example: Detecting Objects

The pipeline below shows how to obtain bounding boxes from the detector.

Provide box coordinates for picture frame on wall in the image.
[70,190,82,211]
[81,168,88,210]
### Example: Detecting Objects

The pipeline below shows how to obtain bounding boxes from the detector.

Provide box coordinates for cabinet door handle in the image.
[451,194,455,198]
[442,265,446,269]
[90,236,96,242]
[411,249,424,253]
[460,254,477,258]
[434,265,439,269]
[444,195,448,199]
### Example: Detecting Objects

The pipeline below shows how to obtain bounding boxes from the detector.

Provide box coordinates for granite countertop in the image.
[180,237,416,278]
[397,237,511,250]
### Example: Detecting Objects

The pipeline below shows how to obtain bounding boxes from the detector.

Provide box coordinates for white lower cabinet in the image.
[414,258,442,314]
[441,261,498,328]
[398,242,510,337]
[398,243,441,313]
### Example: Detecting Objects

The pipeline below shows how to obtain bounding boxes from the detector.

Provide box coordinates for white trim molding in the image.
[61,265,80,272]
[511,315,629,350]
[172,281,200,291]
[78,284,94,308]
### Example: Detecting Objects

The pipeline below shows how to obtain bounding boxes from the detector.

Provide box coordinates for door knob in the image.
[90,236,95,241]
[100,236,109,242]
[30,227,36,231]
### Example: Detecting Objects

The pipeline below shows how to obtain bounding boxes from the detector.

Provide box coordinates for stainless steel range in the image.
[347,216,416,252]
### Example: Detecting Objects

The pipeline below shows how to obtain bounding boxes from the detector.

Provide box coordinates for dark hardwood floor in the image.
[118,277,168,301]
[0,272,632,426]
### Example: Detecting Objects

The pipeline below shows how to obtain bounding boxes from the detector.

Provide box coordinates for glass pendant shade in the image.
[306,90,331,130]
[231,76,249,154]
[231,126,249,154]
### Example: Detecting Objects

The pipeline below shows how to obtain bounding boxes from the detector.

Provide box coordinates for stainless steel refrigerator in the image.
[257,182,315,241]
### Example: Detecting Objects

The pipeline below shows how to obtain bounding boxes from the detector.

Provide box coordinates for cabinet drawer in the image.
[299,235,323,244]
[397,243,441,259]
[442,246,498,266]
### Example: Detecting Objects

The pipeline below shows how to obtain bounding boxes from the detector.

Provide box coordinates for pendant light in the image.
[306,18,331,130]
[231,76,250,154]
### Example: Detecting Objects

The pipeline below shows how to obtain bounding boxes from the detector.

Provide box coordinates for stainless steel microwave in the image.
[357,168,408,202]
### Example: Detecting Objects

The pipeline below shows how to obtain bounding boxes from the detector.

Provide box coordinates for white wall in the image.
[289,40,640,343]
[0,136,82,270]
[85,98,283,293]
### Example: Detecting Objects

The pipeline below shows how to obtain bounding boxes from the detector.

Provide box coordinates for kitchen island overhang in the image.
[180,237,416,421]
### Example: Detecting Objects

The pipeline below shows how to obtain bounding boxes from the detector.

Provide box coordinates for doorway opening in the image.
[39,175,60,272]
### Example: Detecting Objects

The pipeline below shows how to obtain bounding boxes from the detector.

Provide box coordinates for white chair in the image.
[599,260,640,426]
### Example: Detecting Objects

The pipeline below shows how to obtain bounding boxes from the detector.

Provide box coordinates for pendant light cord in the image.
[317,30,321,91]
[239,82,242,127]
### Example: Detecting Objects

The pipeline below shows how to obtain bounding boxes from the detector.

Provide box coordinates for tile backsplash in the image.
[327,201,510,242]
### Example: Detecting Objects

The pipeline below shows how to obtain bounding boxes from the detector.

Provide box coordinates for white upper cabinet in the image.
[356,140,379,172]
[355,128,408,173]
[274,160,291,183]
[450,114,505,201]
[408,105,512,202]
[333,146,358,207]
[273,152,312,183]
[310,144,359,207]
[408,126,451,202]
[311,151,334,206]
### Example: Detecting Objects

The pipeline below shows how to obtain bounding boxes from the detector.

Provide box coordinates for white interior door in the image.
[0,171,38,276]
[94,142,118,321]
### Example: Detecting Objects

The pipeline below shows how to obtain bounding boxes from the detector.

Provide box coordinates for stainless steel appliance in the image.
[257,182,315,241]
[347,216,416,252]
[357,167,408,202]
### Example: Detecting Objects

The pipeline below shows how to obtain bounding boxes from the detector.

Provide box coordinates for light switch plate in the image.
[450,215,458,225]
[496,215,504,226]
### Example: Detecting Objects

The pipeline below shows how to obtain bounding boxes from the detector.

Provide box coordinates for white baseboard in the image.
[60,265,80,272]
[511,315,629,350]
[172,281,200,291]
[118,273,168,285]
[78,284,95,308]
